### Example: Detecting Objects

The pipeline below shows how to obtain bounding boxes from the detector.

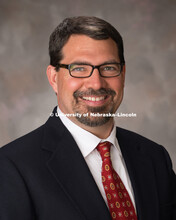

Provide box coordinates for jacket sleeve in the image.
[162,147,176,220]
[172,170,176,220]
[0,154,36,220]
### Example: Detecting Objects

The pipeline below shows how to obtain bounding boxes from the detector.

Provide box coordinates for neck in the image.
[71,117,114,139]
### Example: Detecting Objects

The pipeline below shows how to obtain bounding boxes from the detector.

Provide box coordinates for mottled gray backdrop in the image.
[0,0,175,170]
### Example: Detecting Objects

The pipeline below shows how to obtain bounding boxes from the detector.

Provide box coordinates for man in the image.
[0,16,175,220]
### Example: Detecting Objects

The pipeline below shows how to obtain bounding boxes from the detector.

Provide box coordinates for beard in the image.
[72,88,117,127]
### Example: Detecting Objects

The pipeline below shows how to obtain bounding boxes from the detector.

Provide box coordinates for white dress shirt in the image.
[57,107,136,208]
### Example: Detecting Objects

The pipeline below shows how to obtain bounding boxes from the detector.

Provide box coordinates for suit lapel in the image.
[42,109,160,219]
[42,112,111,220]
[116,127,159,220]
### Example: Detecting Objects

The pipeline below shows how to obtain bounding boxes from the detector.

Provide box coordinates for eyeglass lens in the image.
[69,63,121,77]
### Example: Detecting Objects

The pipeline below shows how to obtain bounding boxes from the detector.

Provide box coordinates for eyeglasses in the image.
[57,62,125,78]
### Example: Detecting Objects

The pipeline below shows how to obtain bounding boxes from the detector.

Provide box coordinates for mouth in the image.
[82,95,107,101]
[73,88,116,107]
[79,95,110,106]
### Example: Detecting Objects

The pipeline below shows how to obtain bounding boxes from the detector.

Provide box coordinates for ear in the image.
[46,65,58,93]
[121,64,126,86]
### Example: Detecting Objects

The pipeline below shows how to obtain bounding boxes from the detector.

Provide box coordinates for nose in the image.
[84,68,106,90]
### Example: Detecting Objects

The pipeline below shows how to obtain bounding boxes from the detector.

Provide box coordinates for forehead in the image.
[61,34,119,64]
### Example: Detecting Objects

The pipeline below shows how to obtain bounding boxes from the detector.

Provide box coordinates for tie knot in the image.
[97,141,111,161]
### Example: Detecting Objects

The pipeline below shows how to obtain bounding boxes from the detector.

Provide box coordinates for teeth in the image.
[82,96,105,101]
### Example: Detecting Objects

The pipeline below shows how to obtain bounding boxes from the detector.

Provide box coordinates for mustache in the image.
[73,88,116,99]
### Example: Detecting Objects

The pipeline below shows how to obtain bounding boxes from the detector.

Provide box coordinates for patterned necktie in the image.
[97,142,137,220]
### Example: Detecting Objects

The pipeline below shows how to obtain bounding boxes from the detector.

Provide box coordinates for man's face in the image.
[53,35,125,127]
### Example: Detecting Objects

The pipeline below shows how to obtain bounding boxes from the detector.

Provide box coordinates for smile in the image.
[82,96,107,102]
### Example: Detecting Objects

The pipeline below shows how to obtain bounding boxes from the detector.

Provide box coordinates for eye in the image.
[70,65,86,72]
[103,66,116,71]
[102,65,118,72]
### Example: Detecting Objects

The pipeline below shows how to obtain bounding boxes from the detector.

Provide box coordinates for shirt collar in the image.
[57,106,122,158]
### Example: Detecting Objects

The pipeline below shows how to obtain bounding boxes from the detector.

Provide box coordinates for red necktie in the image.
[97,142,137,220]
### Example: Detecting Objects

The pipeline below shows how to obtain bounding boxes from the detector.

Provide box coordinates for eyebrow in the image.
[70,59,119,66]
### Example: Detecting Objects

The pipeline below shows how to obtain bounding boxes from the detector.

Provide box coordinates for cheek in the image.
[62,78,83,94]
[107,78,124,94]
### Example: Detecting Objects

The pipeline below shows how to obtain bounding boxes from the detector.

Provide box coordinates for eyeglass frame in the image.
[56,62,125,78]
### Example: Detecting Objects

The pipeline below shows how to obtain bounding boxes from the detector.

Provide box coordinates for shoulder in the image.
[0,125,45,160]
[116,126,162,147]
[116,126,159,145]
[116,126,172,164]
[0,111,66,164]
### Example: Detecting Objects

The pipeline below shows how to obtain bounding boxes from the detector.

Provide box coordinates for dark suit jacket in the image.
[0,108,176,220]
